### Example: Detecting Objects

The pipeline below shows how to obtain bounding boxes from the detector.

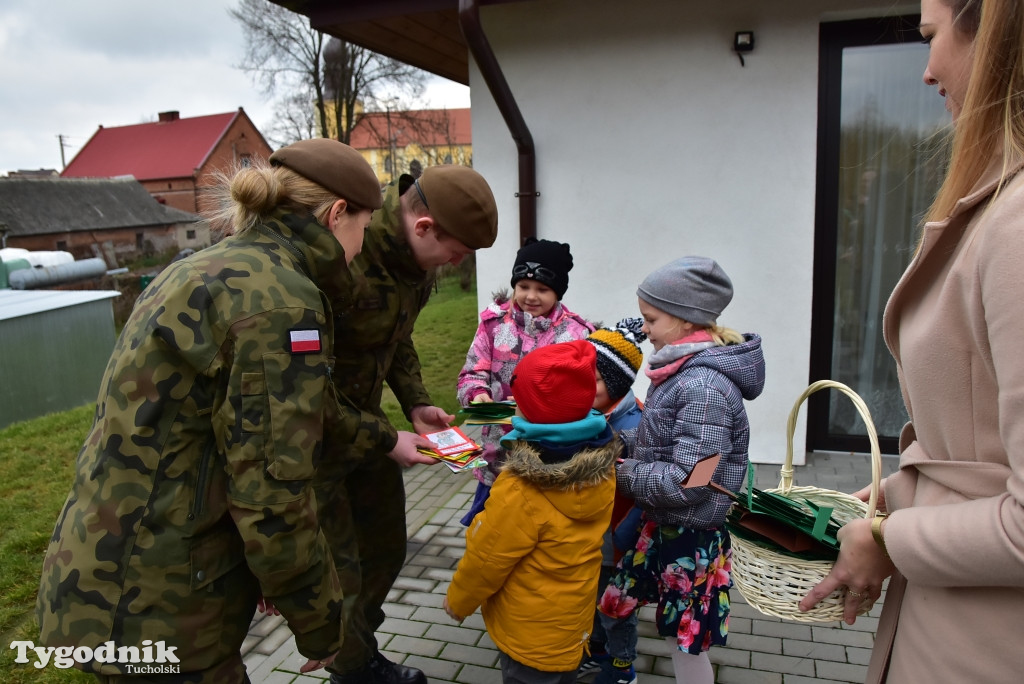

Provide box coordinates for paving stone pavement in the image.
[242,452,898,683]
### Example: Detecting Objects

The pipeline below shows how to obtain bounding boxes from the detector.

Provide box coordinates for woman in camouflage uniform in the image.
[36,139,381,683]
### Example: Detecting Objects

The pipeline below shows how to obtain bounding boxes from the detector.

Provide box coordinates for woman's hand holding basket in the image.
[798,517,895,624]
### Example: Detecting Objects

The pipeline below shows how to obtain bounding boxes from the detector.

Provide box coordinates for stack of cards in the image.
[418,426,487,473]
[454,401,517,426]
[681,454,845,559]
[725,476,845,560]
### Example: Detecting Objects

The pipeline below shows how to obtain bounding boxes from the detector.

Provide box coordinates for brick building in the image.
[61,108,272,215]
[0,177,203,265]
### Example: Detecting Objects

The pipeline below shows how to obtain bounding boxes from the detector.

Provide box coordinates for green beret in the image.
[269,139,383,210]
[417,165,497,249]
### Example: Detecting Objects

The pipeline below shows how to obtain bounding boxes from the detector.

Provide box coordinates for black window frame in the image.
[808,14,924,456]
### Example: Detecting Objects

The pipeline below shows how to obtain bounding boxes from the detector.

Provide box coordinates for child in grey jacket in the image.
[597,257,765,684]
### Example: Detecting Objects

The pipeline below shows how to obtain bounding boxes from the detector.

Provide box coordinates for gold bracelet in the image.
[871,515,889,557]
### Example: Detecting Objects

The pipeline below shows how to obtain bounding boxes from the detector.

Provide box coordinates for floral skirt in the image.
[598,519,732,655]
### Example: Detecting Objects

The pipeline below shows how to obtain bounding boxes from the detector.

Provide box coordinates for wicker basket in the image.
[729,380,882,622]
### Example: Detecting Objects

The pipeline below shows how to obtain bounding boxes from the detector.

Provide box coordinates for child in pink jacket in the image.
[456,237,593,524]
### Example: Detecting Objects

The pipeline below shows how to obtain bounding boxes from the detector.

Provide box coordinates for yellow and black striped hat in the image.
[587,317,647,400]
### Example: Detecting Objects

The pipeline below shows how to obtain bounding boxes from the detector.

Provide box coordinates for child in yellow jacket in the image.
[443,340,619,683]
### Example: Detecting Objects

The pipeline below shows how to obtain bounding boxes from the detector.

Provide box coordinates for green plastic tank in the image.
[0,258,31,289]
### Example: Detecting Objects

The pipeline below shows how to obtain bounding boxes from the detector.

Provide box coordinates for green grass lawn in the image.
[0,276,478,682]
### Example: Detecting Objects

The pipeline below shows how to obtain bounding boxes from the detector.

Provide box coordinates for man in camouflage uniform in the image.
[36,140,382,682]
[318,166,498,684]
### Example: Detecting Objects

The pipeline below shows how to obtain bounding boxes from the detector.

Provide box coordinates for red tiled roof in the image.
[348,108,471,149]
[61,111,240,181]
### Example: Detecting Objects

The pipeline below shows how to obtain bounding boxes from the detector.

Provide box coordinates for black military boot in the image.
[329,652,427,684]
[368,651,427,683]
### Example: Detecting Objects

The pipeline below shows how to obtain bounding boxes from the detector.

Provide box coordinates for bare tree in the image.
[232,0,429,145]
[231,0,328,136]
[265,88,319,148]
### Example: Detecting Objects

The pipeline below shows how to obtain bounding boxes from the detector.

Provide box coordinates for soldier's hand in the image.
[388,431,440,468]
[299,652,337,673]
[410,404,455,434]
[257,596,280,616]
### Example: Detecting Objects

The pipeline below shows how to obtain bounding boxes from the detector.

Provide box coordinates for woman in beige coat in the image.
[800,1,1024,681]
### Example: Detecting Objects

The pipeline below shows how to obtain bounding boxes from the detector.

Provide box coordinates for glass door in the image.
[808,16,950,453]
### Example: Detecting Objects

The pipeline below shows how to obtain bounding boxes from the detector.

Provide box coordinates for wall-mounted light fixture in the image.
[734,31,755,67]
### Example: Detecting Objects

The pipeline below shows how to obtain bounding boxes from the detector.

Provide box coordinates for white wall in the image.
[468,0,916,465]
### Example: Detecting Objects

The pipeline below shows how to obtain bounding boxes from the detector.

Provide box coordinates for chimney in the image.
[158,111,180,123]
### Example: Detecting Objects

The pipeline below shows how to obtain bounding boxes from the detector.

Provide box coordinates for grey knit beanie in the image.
[636,256,733,326]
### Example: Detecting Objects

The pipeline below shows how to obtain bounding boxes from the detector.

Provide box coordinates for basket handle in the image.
[780,380,880,519]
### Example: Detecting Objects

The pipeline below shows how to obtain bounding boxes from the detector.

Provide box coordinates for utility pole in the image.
[384,97,400,182]
[57,134,69,169]
[384,104,393,182]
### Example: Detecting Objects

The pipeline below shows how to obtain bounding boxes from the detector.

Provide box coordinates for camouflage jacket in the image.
[324,181,434,467]
[37,209,348,673]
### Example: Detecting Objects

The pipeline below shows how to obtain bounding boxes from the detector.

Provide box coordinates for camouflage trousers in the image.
[86,555,258,683]
[315,453,408,674]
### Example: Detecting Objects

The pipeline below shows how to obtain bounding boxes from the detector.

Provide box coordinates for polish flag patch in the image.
[289,329,321,354]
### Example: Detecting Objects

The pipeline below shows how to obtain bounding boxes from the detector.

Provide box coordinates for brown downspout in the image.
[458,0,537,245]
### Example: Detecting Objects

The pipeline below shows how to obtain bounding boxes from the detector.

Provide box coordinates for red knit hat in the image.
[511,340,598,424]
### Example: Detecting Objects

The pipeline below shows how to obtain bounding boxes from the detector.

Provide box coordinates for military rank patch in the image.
[289,329,321,354]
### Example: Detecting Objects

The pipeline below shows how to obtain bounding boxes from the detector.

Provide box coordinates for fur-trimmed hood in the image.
[500,435,620,521]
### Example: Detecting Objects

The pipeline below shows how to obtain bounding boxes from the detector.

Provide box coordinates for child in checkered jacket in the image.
[597,257,765,684]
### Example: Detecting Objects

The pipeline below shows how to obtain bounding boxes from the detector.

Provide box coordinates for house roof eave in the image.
[275,0,524,85]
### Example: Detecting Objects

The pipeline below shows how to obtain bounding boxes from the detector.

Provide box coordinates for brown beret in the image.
[269,139,383,210]
[417,165,497,249]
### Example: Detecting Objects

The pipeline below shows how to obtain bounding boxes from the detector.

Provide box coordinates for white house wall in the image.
[469,0,918,465]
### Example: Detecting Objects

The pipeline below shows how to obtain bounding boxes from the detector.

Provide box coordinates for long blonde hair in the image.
[208,160,341,235]
[662,314,744,347]
[709,324,744,346]
[926,0,1024,224]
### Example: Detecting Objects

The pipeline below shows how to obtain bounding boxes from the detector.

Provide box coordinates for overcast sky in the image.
[0,0,470,175]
